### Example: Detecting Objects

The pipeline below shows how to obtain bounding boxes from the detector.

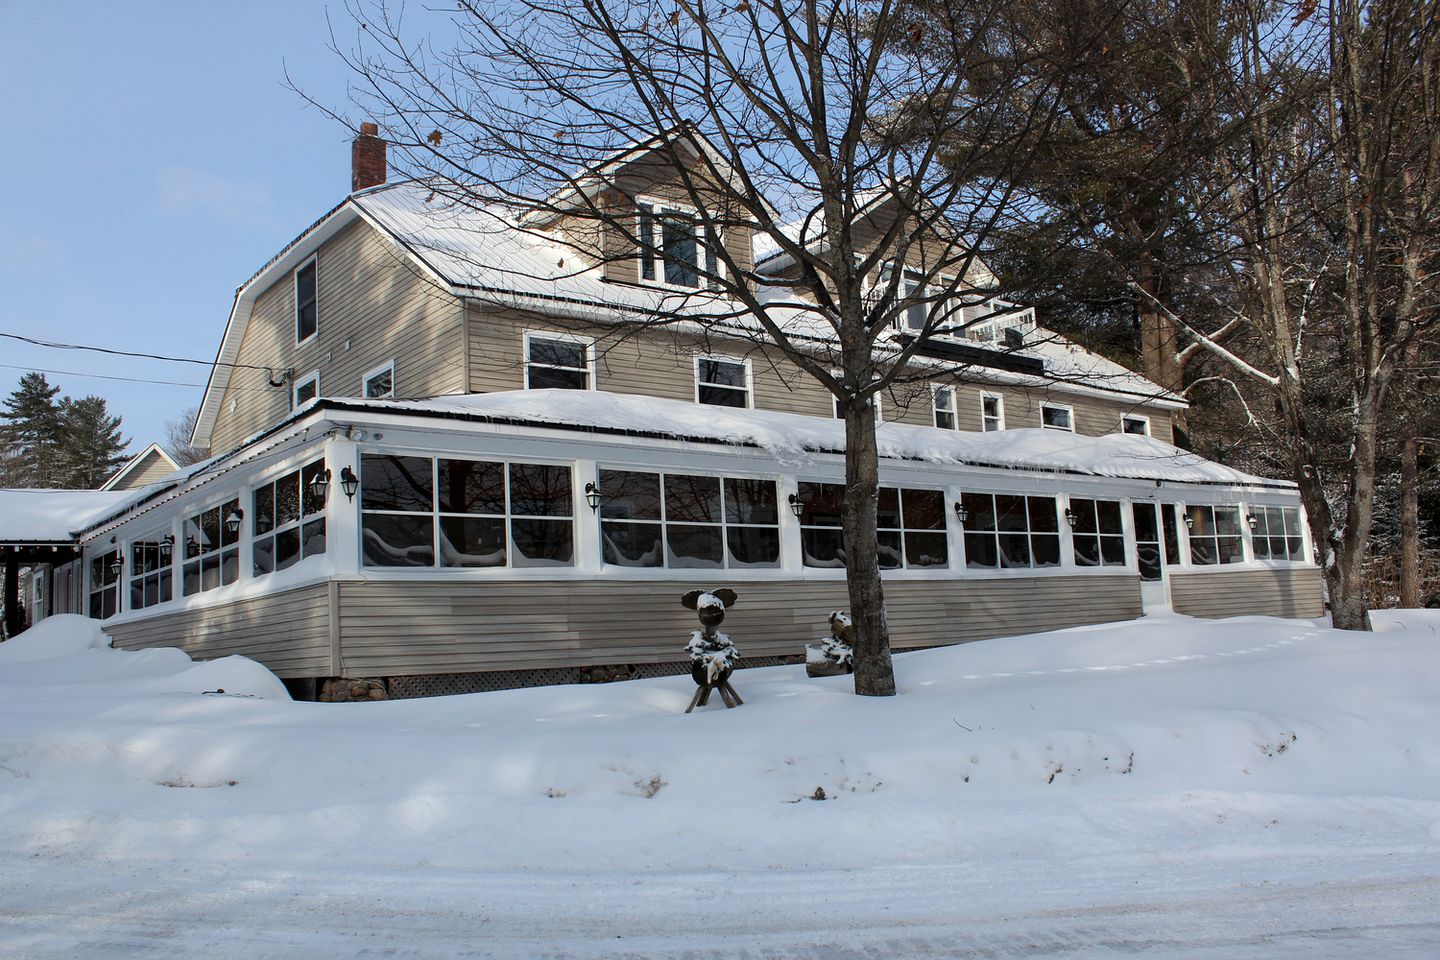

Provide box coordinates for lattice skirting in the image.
[385,655,800,700]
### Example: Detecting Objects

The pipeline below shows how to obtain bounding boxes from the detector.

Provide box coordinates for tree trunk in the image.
[1400,435,1420,608]
[841,396,896,697]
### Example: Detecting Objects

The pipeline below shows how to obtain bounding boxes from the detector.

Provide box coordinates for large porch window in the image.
[1186,504,1245,565]
[1251,506,1305,561]
[88,549,119,619]
[960,493,1061,569]
[253,459,328,577]
[796,482,948,570]
[182,498,241,595]
[598,469,779,569]
[1068,498,1127,567]
[128,532,173,610]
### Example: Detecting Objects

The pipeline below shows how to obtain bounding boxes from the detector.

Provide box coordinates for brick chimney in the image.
[351,122,387,192]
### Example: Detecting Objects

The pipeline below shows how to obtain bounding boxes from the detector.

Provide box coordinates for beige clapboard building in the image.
[3,127,1322,697]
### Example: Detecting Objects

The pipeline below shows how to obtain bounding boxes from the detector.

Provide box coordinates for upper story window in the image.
[1121,415,1150,436]
[598,469,779,569]
[525,332,593,390]
[360,454,575,568]
[960,492,1061,569]
[295,258,318,343]
[128,531,173,610]
[796,482,947,570]
[293,370,319,408]
[981,393,1005,431]
[253,459,327,577]
[695,356,751,408]
[89,548,120,619]
[1068,498,1127,567]
[933,385,957,430]
[637,200,718,289]
[1186,504,1244,565]
[183,498,241,595]
[363,361,395,399]
[1041,402,1074,432]
[1252,506,1305,562]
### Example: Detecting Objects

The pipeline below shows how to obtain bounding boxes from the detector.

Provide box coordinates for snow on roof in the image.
[0,489,143,543]
[336,389,1286,488]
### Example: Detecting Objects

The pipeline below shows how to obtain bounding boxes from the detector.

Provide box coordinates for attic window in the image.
[295,258,318,343]
[637,200,717,289]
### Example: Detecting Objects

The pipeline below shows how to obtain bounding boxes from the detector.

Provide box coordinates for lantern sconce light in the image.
[224,508,245,537]
[1246,512,1258,532]
[1064,508,1078,528]
[584,482,603,512]
[108,553,123,578]
[1183,512,1194,531]
[339,466,360,502]
[952,501,969,525]
[158,535,174,563]
[787,492,805,519]
[308,467,332,503]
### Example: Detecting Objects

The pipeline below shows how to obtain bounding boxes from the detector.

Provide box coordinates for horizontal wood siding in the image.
[1168,566,1324,619]
[103,584,331,678]
[336,575,1141,676]
[108,450,177,490]
[210,219,465,453]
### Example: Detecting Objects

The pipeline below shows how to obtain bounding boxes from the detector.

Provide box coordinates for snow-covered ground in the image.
[1,611,1437,959]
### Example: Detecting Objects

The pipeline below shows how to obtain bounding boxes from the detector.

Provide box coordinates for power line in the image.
[0,332,276,373]
[0,363,282,395]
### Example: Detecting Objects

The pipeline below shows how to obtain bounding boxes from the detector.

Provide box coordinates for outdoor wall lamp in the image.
[787,493,805,519]
[158,535,174,563]
[1246,513,1258,531]
[224,508,245,537]
[952,501,969,525]
[584,482,603,512]
[308,467,332,503]
[108,554,123,578]
[1063,508,1078,528]
[339,466,360,501]
[1183,513,1194,531]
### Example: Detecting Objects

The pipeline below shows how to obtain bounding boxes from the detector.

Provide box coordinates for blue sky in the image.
[1,0,367,457]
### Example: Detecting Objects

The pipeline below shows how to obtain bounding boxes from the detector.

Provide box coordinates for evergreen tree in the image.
[59,395,130,489]
[0,373,64,488]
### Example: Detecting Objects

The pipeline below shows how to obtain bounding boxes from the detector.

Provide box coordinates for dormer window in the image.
[637,199,717,288]
[295,257,318,343]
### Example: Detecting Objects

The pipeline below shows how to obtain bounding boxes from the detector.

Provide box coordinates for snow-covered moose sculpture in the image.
[805,610,855,678]
[681,588,744,712]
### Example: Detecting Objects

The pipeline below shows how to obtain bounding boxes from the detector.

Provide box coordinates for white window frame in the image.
[523,331,596,391]
[932,384,957,430]
[1040,402,1075,432]
[635,196,720,290]
[693,355,753,408]
[362,360,396,399]
[980,392,1005,432]
[294,255,318,345]
[1120,414,1150,436]
[293,369,320,409]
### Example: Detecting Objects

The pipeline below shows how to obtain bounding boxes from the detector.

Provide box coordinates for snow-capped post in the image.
[681,588,743,713]
[806,611,855,678]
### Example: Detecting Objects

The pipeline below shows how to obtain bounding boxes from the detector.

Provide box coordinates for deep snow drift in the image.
[1,611,1437,958]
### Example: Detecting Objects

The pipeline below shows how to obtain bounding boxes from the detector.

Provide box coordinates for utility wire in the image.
[0,332,277,373]
[0,363,283,395]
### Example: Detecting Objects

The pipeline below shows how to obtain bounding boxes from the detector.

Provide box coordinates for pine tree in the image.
[58,395,130,489]
[0,373,64,488]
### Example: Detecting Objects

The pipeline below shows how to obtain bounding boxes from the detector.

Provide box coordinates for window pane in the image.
[904,531,948,568]
[254,483,275,535]
[438,459,505,515]
[296,262,317,340]
[600,469,661,521]
[274,529,300,572]
[1100,536,1126,566]
[965,532,998,568]
[295,378,318,405]
[902,489,945,530]
[362,514,435,567]
[511,518,574,567]
[221,548,239,585]
[302,518,326,558]
[1162,504,1182,565]
[1190,537,1217,565]
[183,561,200,596]
[1031,534,1061,567]
[1073,534,1101,566]
[1217,535,1244,564]
[699,359,746,387]
[201,555,220,591]
[877,487,901,529]
[726,526,780,567]
[1187,505,1213,537]
[362,455,433,513]
[724,478,777,525]
[439,516,506,567]
[802,528,845,568]
[1071,500,1098,535]
[301,460,327,516]
[998,533,1031,567]
[662,217,698,286]
[664,474,721,523]
[528,338,587,369]
[798,482,845,527]
[1028,497,1059,533]
[528,365,589,390]
[509,463,573,517]
[221,498,241,548]
[698,384,748,407]
[159,571,172,603]
[1286,537,1305,561]
[601,520,663,566]
[365,369,393,398]
[996,495,1029,532]
[1133,503,1159,542]
[200,508,220,555]
[1214,507,1242,536]
[1042,406,1072,430]
[666,524,724,568]
[962,493,995,531]
[877,530,903,570]
[254,536,275,576]
[1096,500,1123,534]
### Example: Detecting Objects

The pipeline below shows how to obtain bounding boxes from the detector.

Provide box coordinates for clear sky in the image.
[1,0,367,459]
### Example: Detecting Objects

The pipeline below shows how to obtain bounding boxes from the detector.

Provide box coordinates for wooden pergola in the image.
[2,541,80,639]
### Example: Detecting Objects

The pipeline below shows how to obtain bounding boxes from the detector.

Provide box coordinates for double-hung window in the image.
[637,200,717,288]
[182,498,241,595]
[360,454,574,568]
[1186,504,1245,565]
[1121,415,1150,436]
[981,393,1005,431]
[1041,403,1074,432]
[1069,498,1127,567]
[960,493,1061,569]
[933,385,957,430]
[1252,506,1305,561]
[89,549,120,619]
[796,482,948,570]
[363,361,395,399]
[295,258,317,343]
[695,357,751,408]
[128,532,173,610]
[293,370,319,408]
[524,333,593,390]
[253,459,328,577]
[598,469,780,569]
